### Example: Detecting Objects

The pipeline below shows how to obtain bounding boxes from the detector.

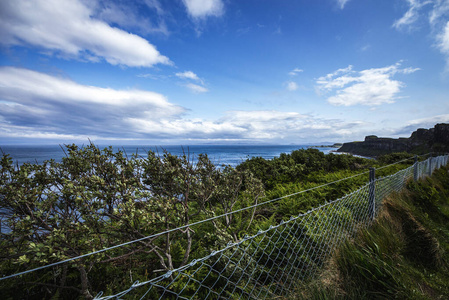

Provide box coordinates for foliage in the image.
[377,151,415,164]
[0,143,435,299]
[0,143,263,299]
[237,149,373,189]
[292,166,449,299]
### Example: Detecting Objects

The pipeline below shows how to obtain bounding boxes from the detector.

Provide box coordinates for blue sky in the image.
[1,0,449,145]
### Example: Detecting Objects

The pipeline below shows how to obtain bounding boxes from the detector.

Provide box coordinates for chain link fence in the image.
[94,154,448,299]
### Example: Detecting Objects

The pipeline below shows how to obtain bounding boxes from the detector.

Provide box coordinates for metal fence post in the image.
[369,167,376,221]
[428,155,433,176]
[413,155,418,181]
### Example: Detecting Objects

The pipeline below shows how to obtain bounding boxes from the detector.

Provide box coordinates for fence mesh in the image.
[89,154,446,299]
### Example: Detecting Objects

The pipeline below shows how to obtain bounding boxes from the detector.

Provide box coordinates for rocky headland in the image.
[337,123,449,157]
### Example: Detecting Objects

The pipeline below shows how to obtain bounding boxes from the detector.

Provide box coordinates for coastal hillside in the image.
[0,144,418,299]
[337,123,449,157]
[293,165,449,299]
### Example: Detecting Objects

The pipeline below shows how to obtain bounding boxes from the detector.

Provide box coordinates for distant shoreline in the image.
[308,143,343,149]
[0,144,337,167]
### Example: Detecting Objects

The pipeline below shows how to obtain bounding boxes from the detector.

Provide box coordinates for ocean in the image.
[0,144,337,167]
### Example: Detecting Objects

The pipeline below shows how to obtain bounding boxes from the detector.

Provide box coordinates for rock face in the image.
[434,123,449,146]
[337,123,449,157]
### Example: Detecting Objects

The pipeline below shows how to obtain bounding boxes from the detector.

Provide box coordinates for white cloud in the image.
[218,111,367,141]
[286,81,299,91]
[143,0,165,16]
[393,0,449,66]
[401,66,422,73]
[392,0,427,29]
[137,73,169,80]
[316,63,420,106]
[0,67,369,143]
[428,1,449,67]
[396,114,449,135]
[185,83,208,93]
[0,123,101,141]
[0,67,184,139]
[176,71,207,92]
[437,21,449,62]
[0,67,179,109]
[320,65,354,81]
[408,113,449,125]
[94,0,169,36]
[176,71,202,82]
[0,0,171,67]
[288,68,304,76]
[182,0,224,18]
[337,0,351,9]
[429,0,449,26]
[125,118,245,138]
[127,110,366,142]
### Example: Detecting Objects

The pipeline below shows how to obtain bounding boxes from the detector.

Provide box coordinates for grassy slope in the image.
[291,165,449,299]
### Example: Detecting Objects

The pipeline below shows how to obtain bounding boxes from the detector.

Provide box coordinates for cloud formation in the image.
[176,71,203,82]
[316,63,419,106]
[286,81,299,91]
[393,0,449,66]
[127,110,366,142]
[0,67,183,139]
[182,0,224,18]
[0,67,366,143]
[396,114,449,135]
[175,71,207,92]
[392,0,430,29]
[429,0,449,26]
[94,0,169,36]
[438,21,449,60]
[185,83,208,93]
[220,111,367,141]
[0,0,171,67]
[337,0,351,9]
[288,68,304,76]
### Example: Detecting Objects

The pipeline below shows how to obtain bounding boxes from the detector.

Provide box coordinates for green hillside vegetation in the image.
[0,144,435,299]
[293,165,449,299]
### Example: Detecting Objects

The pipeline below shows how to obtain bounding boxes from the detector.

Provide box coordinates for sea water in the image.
[0,144,336,167]
[0,144,337,233]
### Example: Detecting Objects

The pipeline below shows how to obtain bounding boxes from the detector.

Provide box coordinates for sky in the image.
[1,0,449,145]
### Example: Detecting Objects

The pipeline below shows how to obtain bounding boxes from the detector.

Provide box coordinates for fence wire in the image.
[95,154,448,300]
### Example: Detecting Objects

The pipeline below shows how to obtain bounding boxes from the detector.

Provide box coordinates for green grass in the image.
[290,166,449,299]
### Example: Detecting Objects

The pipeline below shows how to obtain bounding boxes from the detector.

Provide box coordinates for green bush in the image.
[0,144,433,299]
[0,144,264,299]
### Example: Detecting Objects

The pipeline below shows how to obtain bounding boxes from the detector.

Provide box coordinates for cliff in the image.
[337,123,449,157]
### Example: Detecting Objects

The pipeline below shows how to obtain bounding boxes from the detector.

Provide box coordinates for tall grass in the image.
[291,166,449,299]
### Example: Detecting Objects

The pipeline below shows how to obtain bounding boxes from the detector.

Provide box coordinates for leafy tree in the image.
[0,144,264,299]
[377,152,414,164]
[0,142,415,299]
